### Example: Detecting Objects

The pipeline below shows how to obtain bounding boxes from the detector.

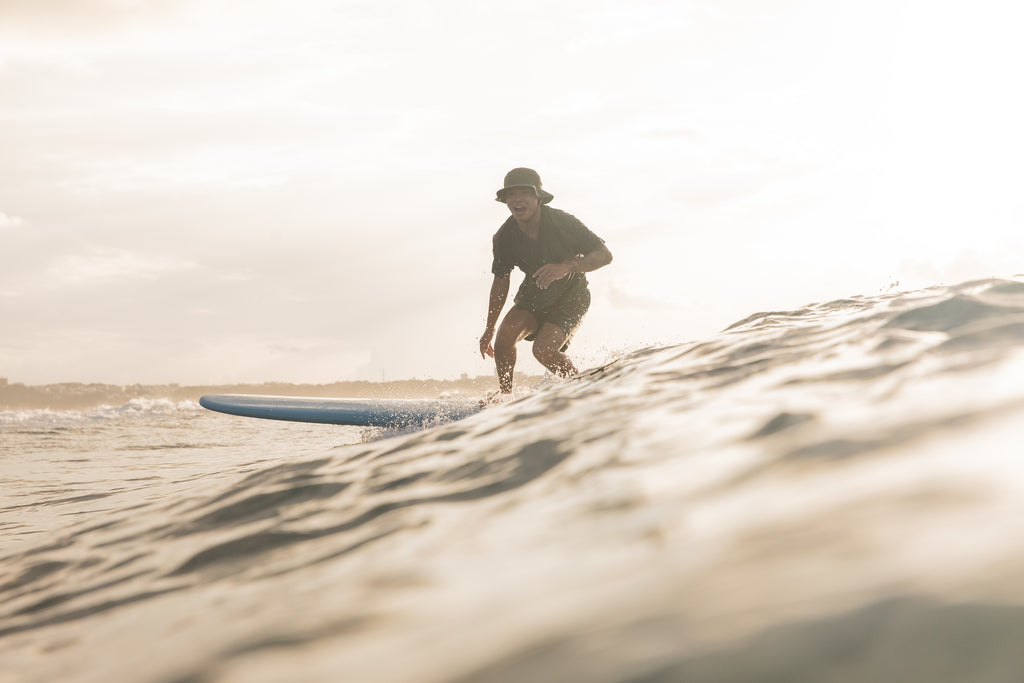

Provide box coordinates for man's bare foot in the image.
[479,391,514,407]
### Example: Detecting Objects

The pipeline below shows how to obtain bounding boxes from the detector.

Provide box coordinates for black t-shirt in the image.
[491,206,606,312]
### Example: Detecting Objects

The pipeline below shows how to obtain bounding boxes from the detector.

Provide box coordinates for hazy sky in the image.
[2,0,1022,385]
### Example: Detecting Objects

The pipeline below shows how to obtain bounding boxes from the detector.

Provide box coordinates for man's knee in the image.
[532,340,557,365]
[496,310,537,356]
[494,329,518,356]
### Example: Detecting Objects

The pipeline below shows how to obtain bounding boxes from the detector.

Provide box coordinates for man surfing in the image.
[479,168,613,394]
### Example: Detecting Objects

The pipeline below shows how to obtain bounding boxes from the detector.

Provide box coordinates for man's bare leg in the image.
[532,323,577,378]
[494,308,538,393]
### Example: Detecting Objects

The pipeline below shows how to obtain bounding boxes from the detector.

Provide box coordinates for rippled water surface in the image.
[4,277,1024,682]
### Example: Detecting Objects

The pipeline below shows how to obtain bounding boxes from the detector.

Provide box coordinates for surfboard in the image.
[199,394,484,428]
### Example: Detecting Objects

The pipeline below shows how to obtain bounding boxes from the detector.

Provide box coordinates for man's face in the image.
[503,187,541,223]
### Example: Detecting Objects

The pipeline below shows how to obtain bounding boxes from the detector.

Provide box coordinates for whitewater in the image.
[3,276,1024,682]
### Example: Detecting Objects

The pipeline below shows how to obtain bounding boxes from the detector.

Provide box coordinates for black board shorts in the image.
[516,288,591,352]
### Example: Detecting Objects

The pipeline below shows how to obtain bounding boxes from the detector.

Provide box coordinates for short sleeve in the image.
[557,211,606,255]
[491,231,514,278]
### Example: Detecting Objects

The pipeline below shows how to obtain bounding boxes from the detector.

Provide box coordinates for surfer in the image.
[479,168,613,394]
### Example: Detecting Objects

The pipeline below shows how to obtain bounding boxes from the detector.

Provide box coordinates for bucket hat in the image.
[495,167,554,204]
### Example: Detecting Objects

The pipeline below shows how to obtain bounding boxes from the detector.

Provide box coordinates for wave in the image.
[0,397,203,427]
[4,276,1024,682]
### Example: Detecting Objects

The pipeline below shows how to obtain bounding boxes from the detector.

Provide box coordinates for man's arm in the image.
[479,274,511,358]
[533,243,613,289]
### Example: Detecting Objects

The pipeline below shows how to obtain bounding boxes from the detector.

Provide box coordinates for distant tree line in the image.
[0,375,541,411]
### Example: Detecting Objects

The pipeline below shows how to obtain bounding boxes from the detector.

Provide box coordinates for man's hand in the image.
[479,329,495,358]
[533,262,573,289]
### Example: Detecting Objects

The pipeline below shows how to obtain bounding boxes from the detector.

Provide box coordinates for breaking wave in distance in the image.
[0,398,203,427]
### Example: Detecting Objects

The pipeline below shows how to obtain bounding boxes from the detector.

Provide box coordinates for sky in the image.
[2,0,1023,386]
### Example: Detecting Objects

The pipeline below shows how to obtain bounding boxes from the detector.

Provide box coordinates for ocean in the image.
[4,276,1024,683]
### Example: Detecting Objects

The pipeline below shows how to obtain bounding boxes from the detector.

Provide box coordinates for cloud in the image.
[0,0,185,35]
[606,281,675,311]
[44,247,197,286]
[0,212,24,230]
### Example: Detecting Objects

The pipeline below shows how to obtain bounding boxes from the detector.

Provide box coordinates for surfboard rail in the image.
[199,394,483,428]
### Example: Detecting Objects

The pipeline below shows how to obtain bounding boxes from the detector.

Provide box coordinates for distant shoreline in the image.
[0,375,541,411]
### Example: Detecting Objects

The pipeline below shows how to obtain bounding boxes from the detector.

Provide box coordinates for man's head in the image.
[495,167,554,205]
